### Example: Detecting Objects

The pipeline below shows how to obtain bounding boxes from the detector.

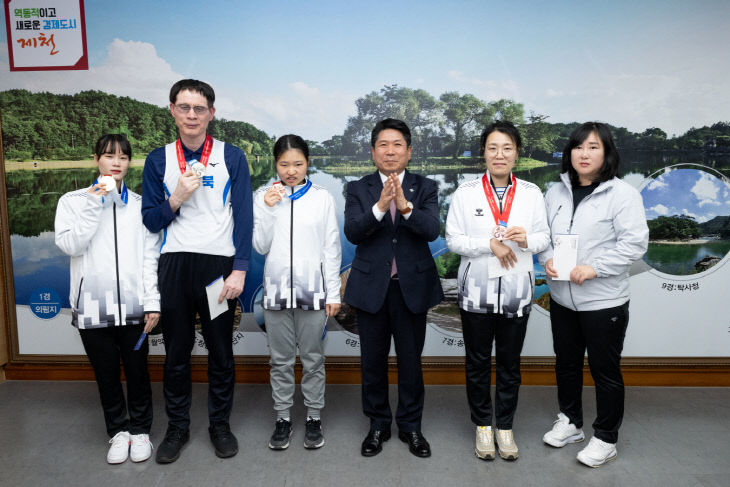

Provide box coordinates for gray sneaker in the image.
[495,429,519,460]
[475,426,495,460]
[268,419,292,450]
[304,418,325,449]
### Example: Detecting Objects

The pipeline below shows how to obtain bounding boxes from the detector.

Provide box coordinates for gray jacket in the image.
[540,173,649,311]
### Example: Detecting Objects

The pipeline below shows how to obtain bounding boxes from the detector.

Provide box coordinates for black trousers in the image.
[460,309,528,430]
[159,252,236,430]
[549,298,629,444]
[79,324,152,437]
[357,278,427,432]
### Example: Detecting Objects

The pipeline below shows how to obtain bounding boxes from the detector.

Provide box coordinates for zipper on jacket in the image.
[549,205,562,246]
[568,188,600,311]
[497,276,502,313]
[496,182,504,313]
[290,188,295,307]
[567,191,578,310]
[113,204,123,325]
[75,277,84,308]
[460,262,471,293]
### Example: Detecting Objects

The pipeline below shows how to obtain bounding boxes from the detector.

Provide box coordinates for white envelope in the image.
[487,240,535,278]
[553,234,579,281]
[205,275,230,320]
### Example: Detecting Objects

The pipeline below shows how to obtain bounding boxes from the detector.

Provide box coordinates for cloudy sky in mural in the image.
[2,0,729,141]
[643,168,730,223]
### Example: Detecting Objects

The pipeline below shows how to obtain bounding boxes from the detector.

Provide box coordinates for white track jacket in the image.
[446,172,550,317]
[55,182,161,329]
[253,181,342,311]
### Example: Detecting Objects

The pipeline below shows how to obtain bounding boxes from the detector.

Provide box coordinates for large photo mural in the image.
[2,0,729,358]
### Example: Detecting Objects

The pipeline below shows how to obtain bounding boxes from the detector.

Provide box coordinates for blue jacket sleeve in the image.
[141,147,177,233]
[225,145,253,271]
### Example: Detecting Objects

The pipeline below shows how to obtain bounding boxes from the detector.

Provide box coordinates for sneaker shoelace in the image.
[477,427,491,444]
[590,438,612,452]
[498,431,515,447]
[109,432,129,445]
[275,419,290,436]
[552,417,573,434]
[165,428,186,442]
[306,419,321,435]
[131,434,153,450]
[211,424,233,439]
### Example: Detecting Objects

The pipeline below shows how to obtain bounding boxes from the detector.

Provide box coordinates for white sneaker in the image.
[107,431,130,464]
[495,429,519,460]
[577,436,617,467]
[474,426,495,460]
[543,412,585,447]
[130,433,153,462]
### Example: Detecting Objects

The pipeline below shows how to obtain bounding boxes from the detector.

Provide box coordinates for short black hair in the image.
[371,118,411,148]
[94,134,131,159]
[561,122,620,186]
[169,79,215,107]
[273,134,310,162]
[480,120,522,156]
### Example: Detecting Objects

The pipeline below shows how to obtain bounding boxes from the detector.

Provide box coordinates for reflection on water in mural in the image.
[643,241,730,275]
[5,153,730,332]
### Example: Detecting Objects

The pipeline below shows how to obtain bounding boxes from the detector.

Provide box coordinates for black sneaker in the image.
[304,418,325,449]
[209,422,239,458]
[156,425,189,464]
[268,419,292,450]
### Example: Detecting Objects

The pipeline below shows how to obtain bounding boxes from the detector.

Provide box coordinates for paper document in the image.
[487,241,535,278]
[553,234,579,281]
[206,275,229,320]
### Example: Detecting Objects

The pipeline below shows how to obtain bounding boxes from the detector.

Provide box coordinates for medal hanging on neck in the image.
[285,179,312,201]
[176,134,212,175]
[482,173,516,240]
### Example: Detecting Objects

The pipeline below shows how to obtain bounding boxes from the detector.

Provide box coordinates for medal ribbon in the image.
[175,134,212,174]
[286,179,312,201]
[481,172,516,227]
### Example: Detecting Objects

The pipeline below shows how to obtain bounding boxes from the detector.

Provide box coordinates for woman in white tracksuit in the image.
[55,134,161,464]
[446,121,550,461]
[540,122,648,467]
[252,134,341,451]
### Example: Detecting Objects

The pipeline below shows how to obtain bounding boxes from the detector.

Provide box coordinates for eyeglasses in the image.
[173,104,210,115]
[485,146,515,155]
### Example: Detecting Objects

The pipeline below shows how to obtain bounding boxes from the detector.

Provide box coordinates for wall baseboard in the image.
[4,357,730,386]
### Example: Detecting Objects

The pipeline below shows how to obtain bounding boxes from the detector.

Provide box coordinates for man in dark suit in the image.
[344,118,444,458]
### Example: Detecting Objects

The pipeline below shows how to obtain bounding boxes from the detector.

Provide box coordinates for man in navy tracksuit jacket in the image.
[141,79,253,463]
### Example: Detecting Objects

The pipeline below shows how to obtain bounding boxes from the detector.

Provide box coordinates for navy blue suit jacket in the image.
[344,170,444,314]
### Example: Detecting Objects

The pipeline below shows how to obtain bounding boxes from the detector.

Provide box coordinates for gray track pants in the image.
[264,308,327,417]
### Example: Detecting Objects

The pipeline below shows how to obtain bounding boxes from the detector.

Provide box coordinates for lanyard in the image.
[481,172,516,227]
[175,134,212,175]
[93,177,128,205]
[286,179,312,200]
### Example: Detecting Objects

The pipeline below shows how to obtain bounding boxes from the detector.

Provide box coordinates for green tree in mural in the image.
[343,85,441,156]
[647,215,701,241]
[640,127,668,151]
[440,92,485,158]
[521,112,556,158]
[0,89,273,160]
